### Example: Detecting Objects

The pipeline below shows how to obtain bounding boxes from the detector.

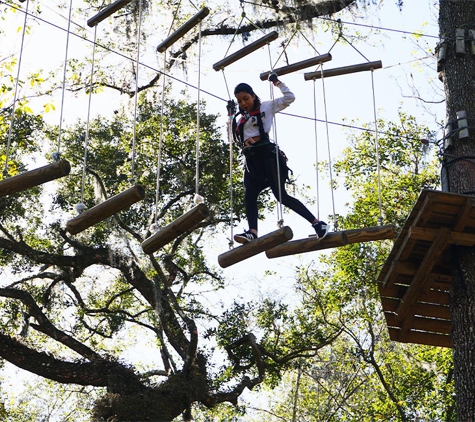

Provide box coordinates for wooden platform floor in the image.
[378,189,475,348]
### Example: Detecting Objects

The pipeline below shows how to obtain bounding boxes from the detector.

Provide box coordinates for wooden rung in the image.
[213,31,279,71]
[66,184,145,235]
[265,230,347,259]
[259,53,332,81]
[218,226,293,268]
[87,0,133,27]
[0,159,71,197]
[266,225,395,259]
[141,203,209,254]
[156,7,210,53]
[304,60,382,80]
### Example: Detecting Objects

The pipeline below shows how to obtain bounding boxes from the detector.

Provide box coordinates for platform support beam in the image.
[66,185,145,235]
[141,203,209,254]
[218,226,293,268]
[0,159,71,197]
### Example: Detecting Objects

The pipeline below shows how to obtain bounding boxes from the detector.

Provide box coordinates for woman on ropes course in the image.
[232,73,328,244]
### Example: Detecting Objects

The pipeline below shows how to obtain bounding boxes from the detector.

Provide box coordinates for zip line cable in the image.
[1,0,440,146]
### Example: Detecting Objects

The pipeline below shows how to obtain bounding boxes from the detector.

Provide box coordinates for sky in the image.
[0,0,444,417]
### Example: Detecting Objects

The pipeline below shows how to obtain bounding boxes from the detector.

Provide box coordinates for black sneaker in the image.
[312,221,329,239]
[234,231,257,244]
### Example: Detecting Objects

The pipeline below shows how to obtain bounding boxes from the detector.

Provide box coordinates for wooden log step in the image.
[0,159,71,197]
[266,225,395,259]
[141,203,209,254]
[66,184,145,235]
[218,226,293,268]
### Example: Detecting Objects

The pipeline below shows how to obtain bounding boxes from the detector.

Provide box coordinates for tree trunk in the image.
[439,0,475,418]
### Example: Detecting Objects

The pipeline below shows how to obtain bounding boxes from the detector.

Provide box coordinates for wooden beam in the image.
[407,226,475,247]
[381,297,451,320]
[218,226,293,268]
[66,185,145,235]
[394,228,451,322]
[266,225,395,259]
[387,327,452,348]
[213,32,279,71]
[265,230,347,259]
[156,7,210,53]
[385,314,451,335]
[0,159,70,197]
[304,60,382,80]
[87,0,133,27]
[141,203,209,254]
[259,53,332,81]
[345,225,396,245]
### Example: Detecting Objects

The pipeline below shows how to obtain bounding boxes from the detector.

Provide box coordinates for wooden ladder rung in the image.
[0,159,71,197]
[66,184,145,235]
[141,203,209,254]
[218,226,293,268]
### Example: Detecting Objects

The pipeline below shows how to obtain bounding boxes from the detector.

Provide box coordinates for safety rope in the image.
[371,69,383,225]
[78,25,98,211]
[194,20,203,204]
[130,0,144,185]
[319,69,337,230]
[4,0,29,177]
[56,0,74,158]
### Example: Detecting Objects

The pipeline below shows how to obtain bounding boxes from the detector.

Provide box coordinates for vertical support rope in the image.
[320,71,337,229]
[371,69,383,225]
[267,45,284,228]
[130,0,144,185]
[80,26,98,206]
[57,0,74,157]
[4,0,29,176]
[154,52,167,228]
[226,100,236,248]
[194,21,202,202]
[312,78,321,220]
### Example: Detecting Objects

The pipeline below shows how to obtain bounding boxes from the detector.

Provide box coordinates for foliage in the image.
[244,113,455,421]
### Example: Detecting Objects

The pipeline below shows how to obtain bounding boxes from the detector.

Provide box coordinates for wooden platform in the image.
[378,189,475,348]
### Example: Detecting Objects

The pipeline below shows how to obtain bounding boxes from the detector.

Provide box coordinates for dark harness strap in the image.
[232,109,269,147]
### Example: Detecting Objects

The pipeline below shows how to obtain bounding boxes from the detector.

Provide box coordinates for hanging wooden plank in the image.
[304,60,382,80]
[213,31,279,71]
[259,53,332,81]
[87,0,133,27]
[266,225,395,259]
[218,226,293,268]
[66,184,145,235]
[141,203,209,254]
[156,7,210,53]
[0,159,71,197]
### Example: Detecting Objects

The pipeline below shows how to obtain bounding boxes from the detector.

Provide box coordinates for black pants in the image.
[243,144,316,232]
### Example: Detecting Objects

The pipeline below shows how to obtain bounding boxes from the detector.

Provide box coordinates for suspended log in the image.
[157,7,210,53]
[218,226,293,268]
[87,0,133,27]
[213,31,279,71]
[266,225,396,259]
[66,184,145,235]
[141,203,209,254]
[259,53,332,81]
[304,60,382,80]
[0,159,71,197]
